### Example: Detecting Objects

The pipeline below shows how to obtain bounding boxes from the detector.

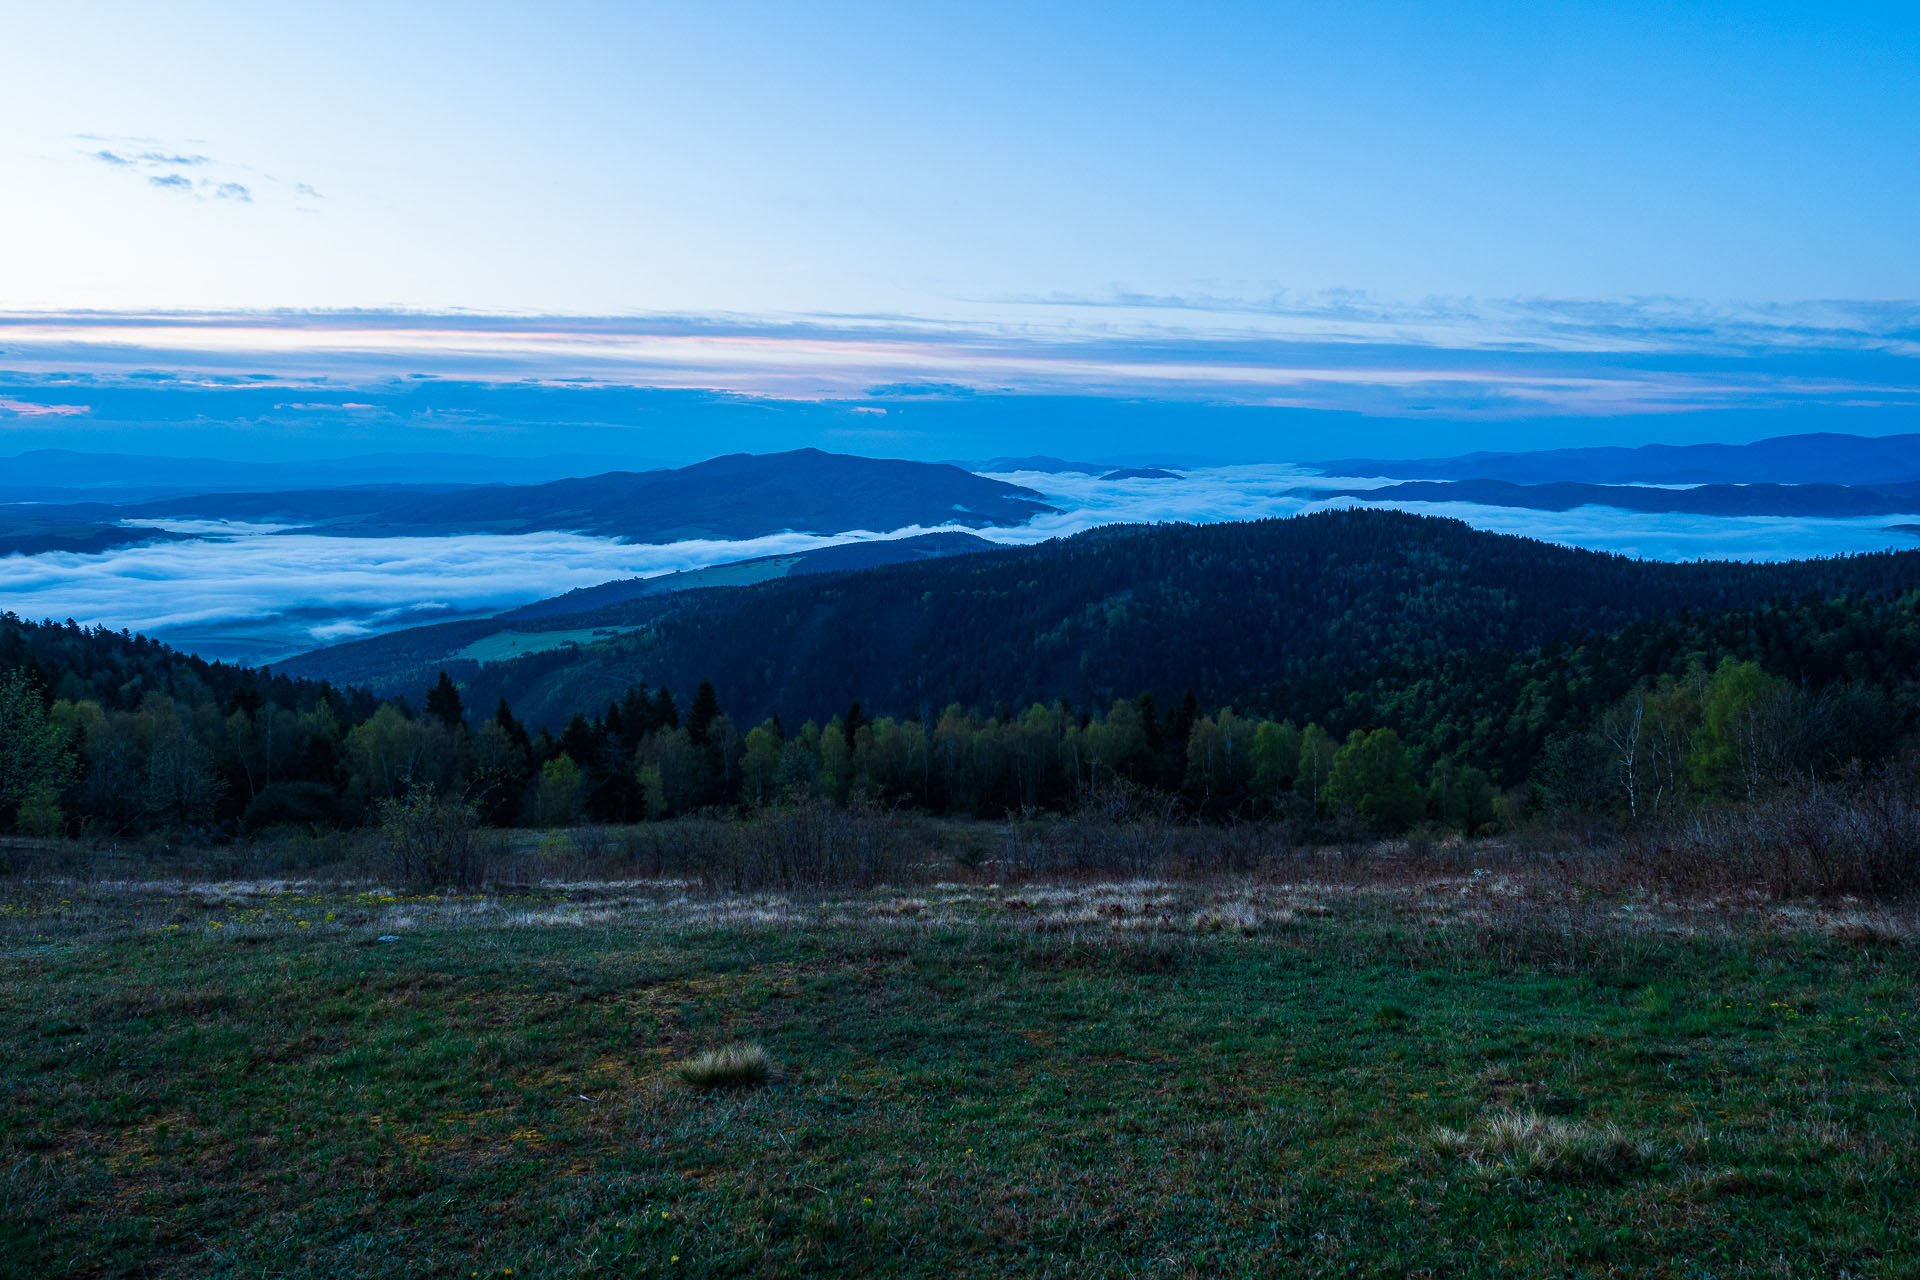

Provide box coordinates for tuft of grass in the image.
[1370,1003,1411,1029]
[1434,1107,1652,1181]
[674,1041,774,1090]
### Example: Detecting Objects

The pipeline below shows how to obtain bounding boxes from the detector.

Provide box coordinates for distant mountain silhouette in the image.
[971,456,1111,474]
[15,449,1055,544]
[1318,432,1920,486]
[0,510,192,557]
[1318,478,1920,517]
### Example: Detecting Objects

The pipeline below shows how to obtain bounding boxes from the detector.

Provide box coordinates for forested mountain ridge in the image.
[355,508,1920,730]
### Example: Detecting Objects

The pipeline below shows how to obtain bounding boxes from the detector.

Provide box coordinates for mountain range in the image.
[1324,478,1920,518]
[0,449,1055,547]
[1320,431,1920,486]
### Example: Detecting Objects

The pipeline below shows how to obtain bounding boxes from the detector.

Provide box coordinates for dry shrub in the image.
[374,788,489,890]
[623,802,919,891]
[1626,788,1920,900]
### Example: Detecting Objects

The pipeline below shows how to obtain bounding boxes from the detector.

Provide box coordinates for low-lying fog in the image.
[6,465,1918,666]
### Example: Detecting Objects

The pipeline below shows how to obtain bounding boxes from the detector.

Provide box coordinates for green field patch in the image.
[451,625,647,664]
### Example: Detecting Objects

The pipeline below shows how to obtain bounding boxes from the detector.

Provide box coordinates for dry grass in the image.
[1432,1107,1654,1180]
[673,1042,774,1091]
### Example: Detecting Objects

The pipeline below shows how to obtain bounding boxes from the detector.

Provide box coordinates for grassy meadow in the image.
[3,860,1917,1277]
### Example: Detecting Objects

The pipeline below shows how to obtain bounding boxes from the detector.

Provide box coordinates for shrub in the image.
[674,1042,773,1090]
[374,786,487,890]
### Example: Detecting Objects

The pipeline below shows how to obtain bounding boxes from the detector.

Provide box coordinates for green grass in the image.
[451,625,646,664]
[2,877,1916,1277]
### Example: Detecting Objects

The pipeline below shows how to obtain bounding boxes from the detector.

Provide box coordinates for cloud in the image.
[79,137,310,210]
[0,523,1009,663]
[0,397,88,417]
[974,466,1920,563]
[0,302,1915,429]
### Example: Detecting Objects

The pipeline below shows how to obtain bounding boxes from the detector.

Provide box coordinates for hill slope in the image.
[287,508,1920,729]
[501,531,998,621]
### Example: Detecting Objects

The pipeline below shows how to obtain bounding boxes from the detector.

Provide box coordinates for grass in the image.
[1,872,1916,1277]
[675,1043,774,1090]
[1431,1108,1652,1181]
[451,625,646,664]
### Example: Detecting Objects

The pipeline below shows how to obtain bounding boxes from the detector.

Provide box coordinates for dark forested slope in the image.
[398,509,1920,728]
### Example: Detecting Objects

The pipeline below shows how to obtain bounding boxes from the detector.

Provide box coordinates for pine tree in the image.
[424,670,464,729]
[688,679,721,745]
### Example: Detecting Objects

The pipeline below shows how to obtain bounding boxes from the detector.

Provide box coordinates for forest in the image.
[5,511,1920,866]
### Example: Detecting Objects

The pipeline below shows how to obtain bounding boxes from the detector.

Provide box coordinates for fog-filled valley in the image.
[11,437,1920,665]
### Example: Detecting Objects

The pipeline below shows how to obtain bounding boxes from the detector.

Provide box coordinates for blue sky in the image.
[1,2,1916,458]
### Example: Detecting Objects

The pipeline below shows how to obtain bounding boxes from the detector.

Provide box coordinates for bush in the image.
[1633,783,1920,899]
[374,787,487,890]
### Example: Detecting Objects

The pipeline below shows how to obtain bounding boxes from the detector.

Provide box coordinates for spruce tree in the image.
[425,671,464,729]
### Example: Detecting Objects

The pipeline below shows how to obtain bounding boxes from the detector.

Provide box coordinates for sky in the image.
[1,1,1917,460]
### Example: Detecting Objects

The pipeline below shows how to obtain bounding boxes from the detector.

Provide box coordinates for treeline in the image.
[7,573,1920,841]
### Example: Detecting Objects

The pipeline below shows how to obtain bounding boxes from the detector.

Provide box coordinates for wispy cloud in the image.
[0,301,1915,423]
[0,397,88,418]
[77,135,310,210]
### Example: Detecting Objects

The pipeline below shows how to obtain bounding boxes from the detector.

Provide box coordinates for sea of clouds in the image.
[5,465,1919,666]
